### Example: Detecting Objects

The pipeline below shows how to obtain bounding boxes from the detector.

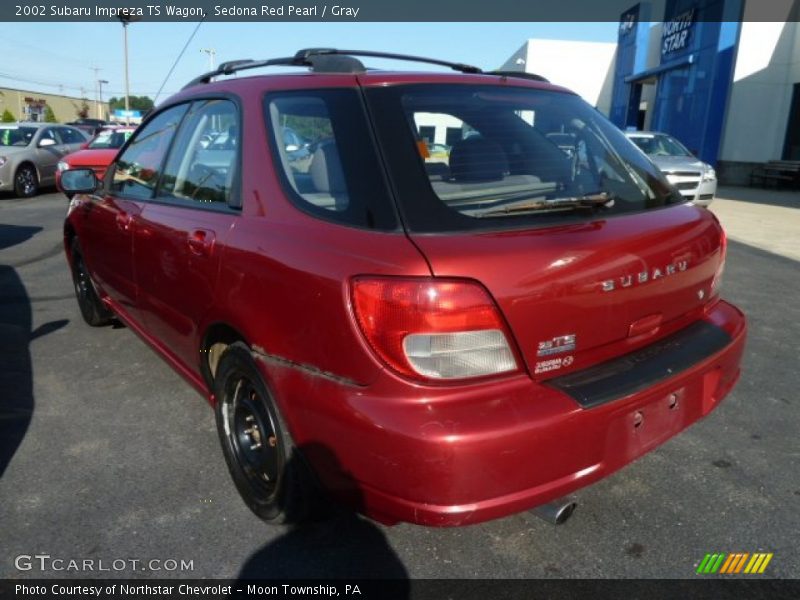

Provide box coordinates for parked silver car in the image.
[625,131,717,207]
[0,123,89,197]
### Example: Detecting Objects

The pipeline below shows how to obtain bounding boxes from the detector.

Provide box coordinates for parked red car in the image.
[60,49,746,527]
[56,127,136,196]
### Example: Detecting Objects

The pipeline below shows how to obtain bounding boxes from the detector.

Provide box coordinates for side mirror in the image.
[39,138,57,148]
[60,168,99,194]
[80,142,89,150]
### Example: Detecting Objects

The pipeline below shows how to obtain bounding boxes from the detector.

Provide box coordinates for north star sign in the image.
[662,8,696,56]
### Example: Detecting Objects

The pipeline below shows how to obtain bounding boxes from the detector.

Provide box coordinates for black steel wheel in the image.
[14,164,39,198]
[214,342,322,523]
[70,238,112,327]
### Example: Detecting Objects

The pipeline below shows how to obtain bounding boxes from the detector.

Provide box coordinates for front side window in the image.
[265,90,397,230]
[111,104,188,200]
[40,128,59,145]
[57,127,85,144]
[366,84,682,232]
[159,99,239,206]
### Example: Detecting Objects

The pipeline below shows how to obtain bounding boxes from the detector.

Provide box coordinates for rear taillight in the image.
[710,227,727,298]
[351,277,518,382]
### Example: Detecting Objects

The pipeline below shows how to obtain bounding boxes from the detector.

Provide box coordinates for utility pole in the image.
[122,21,130,124]
[98,79,109,120]
[201,48,216,71]
[118,10,139,125]
[91,66,101,119]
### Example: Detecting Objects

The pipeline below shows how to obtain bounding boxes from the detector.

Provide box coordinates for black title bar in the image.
[3,579,800,600]
[3,0,800,22]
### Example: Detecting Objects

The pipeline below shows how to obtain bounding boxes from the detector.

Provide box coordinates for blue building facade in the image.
[610,0,744,165]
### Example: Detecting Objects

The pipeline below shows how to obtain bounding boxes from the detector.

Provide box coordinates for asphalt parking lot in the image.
[0,187,798,580]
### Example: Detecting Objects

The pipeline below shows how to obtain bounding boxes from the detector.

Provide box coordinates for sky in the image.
[0,22,618,105]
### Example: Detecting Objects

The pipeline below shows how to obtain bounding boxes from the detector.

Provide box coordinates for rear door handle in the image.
[115,212,132,231]
[187,229,216,256]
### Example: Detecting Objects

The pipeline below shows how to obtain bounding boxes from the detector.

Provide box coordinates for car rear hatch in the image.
[408,206,724,380]
[362,78,725,380]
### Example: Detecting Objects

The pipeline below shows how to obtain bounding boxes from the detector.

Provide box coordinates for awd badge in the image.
[537,334,576,357]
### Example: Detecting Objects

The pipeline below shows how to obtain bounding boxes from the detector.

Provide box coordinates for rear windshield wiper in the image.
[466,192,616,218]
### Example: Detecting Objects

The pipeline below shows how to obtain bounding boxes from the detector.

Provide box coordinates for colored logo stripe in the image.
[697,553,726,574]
[720,553,748,573]
[697,552,773,574]
[719,553,737,573]
[744,553,773,574]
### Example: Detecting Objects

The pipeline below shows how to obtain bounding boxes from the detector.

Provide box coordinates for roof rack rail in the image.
[296,48,482,74]
[489,70,550,83]
[183,48,483,89]
[183,56,299,88]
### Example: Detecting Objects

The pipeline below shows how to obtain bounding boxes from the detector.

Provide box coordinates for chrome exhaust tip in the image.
[530,497,577,525]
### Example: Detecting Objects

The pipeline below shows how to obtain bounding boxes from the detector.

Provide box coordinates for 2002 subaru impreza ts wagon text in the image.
[60,49,747,527]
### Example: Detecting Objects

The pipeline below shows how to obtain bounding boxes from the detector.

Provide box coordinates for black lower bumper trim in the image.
[547,321,732,409]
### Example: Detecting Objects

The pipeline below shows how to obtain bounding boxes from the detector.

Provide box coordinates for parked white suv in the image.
[625,131,717,207]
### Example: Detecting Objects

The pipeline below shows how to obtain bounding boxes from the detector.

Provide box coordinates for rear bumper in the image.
[255,300,746,527]
[0,162,12,191]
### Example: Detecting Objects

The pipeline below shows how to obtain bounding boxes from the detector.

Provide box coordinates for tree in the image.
[77,99,90,119]
[108,95,154,113]
[1,109,14,123]
[43,105,57,123]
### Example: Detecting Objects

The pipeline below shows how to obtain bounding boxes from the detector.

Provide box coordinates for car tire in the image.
[70,238,113,327]
[14,164,39,198]
[214,342,324,524]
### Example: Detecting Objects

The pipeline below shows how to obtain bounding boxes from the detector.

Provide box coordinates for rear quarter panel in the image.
[197,78,431,388]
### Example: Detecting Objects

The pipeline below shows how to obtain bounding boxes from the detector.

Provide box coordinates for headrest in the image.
[448,137,509,182]
[310,141,346,194]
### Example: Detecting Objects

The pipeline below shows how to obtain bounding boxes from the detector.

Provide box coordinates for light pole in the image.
[118,10,139,125]
[92,67,101,119]
[98,79,109,120]
[201,48,216,71]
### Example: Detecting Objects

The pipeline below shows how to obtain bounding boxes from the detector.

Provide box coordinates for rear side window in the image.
[265,90,397,230]
[111,104,188,200]
[159,99,239,206]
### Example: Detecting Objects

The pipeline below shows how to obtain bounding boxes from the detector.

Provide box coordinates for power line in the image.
[0,34,121,70]
[0,71,176,97]
[153,18,206,104]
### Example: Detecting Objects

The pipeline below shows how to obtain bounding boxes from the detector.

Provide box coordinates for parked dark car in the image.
[66,118,110,137]
[60,49,746,527]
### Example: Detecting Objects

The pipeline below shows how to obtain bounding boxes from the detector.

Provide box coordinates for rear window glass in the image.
[0,127,36,147]
[366,84,682,233]
[89,129,133,149]
[265,90,397,231]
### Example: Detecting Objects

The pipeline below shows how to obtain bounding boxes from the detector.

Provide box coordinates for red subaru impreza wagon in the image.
[61,49,746,527]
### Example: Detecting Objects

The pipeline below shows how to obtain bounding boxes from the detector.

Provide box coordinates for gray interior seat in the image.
[302,141,349,210]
